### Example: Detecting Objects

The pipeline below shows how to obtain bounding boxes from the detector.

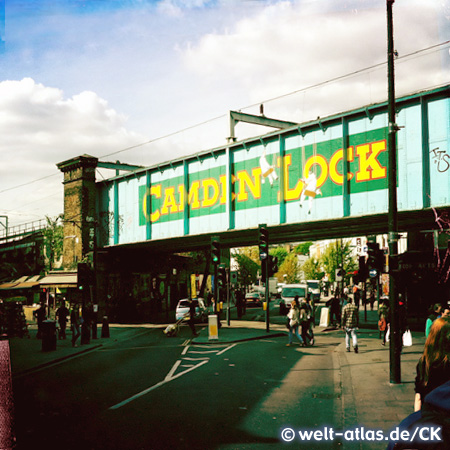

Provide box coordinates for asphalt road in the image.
[12,325,343,450]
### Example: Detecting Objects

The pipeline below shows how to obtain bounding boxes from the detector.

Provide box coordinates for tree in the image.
[301,258,323,281]
[294,241,314,256]
[277,253,299,283]
[43,215,64,271]
[269,246,289,268]
[232,247,260,287]
[320,239,357,283]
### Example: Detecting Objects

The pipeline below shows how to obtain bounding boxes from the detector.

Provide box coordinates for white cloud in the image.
[0,78,146,224]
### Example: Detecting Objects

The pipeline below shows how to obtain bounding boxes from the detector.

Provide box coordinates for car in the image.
[175,298,208,322]
[279,283,308,314]
[306,280,321,302]
[245,291,263,306]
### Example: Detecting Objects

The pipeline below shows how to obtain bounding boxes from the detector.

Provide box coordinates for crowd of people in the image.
[33,300,97,347]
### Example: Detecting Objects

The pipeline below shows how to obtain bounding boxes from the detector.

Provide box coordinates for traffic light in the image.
[268,255,278,277]
[258,224,269,260]
[367,242,384,273]
[217,265,227,289]
[211,237,220,265]
[358,255,368,281]
[77,262,93,290]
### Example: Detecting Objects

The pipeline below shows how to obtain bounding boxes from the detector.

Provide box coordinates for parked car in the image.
[279,283,308,314]
[175,298,208,322]
[245,291,263,307]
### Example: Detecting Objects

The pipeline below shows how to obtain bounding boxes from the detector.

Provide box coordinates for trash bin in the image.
[41,320,57,352]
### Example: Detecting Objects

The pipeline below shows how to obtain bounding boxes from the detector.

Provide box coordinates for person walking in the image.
[187,298,198,337]
[378,300,390,346]
[414,317,450,412]
[341,296,359,353]
[33,302,47,339]
[286,297,304,347]
[299,300,312,346]
[55,301,69,339]
[70,306,81,348]
[425,303,442,338]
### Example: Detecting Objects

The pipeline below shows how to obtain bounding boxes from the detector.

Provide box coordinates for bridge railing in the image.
[0,218,47,243]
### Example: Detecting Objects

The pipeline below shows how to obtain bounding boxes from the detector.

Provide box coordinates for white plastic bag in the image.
[403,329,412,347]
[385,324,390,342]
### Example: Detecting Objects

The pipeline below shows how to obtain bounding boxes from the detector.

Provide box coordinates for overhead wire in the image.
[1,39,449,199]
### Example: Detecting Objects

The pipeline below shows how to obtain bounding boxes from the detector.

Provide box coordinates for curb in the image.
[13,344,103,379]
[192,331,286,345]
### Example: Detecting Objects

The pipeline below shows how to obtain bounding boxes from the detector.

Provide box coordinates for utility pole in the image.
[387,0,401,384]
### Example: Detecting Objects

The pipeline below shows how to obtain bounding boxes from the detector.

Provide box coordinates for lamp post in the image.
[387,0,401,384]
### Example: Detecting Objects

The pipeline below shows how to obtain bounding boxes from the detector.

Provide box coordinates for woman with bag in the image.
[286,297,304,347]
[378,300,389,346]
[414,317,450,411]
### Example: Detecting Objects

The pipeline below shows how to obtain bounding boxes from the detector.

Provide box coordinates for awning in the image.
[0,276,29,290]
[10,275,42,290]
[39,271,78,289]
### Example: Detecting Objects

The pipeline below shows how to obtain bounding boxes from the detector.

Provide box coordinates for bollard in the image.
[41,320,57,352]
[80,322,90,345]
[101,316,110,338]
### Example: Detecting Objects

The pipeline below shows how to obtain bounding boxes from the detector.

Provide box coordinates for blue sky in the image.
[0,0,448,227]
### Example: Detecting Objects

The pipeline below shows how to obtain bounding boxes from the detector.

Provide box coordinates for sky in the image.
[0,0,449,230]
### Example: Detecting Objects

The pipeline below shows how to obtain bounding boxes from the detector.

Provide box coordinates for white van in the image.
[280,283,308,314]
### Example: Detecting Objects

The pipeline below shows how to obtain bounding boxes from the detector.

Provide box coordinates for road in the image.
[12,324,344,450]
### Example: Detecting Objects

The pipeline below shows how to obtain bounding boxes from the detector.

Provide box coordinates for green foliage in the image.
[232,247,260,286]
[269,246,289,268]
[301,258,323,281]
[294,241,314,255]
[320,239,357,283]
[278,253,299,283]
[43,215,64,271]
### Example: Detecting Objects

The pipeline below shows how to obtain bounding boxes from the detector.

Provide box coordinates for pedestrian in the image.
[55,301,69,339]
[328,293,341,327]
[414,317,450,412]
[353,286,360,307]
[425,303,442,338]
[187,298,198,337]
[70,306,81,347]
[299,300,311,346]
[33,302,47,339]
[341,296,359,353]
[369,290,375,311]
[378,300,390,346]
[305,297,315,345]
[286,296,304,347]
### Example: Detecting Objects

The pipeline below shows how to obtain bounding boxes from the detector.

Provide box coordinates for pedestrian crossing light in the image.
[258,224,269,260]
[268,255,278,277]
[367,242,384,273]
[211,237,220,265]
[217,265,227,289]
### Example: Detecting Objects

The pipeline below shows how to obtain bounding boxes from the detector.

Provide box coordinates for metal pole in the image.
[265,257,270,332]
[227,268,231,326]
[387,0,401,384]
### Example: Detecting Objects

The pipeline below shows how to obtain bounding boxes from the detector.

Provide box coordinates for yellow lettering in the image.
[178,184,185,212]
[160,187,179,215]
[329,147,354,185]
[188,180,201,209]
[236,168,262,202]
[202,178,220,208]
[356,140,387,182]
[283,154,303,201]
[220,175,227,205]
[303,155,328,188]
[150,185,161,223]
